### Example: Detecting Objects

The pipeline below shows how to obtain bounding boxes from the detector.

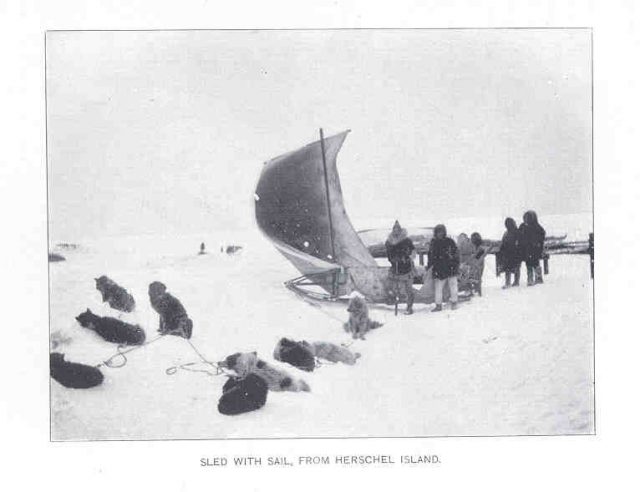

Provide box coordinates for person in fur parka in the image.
[385,220,416,314]
[518,210,546,285]
[427,224,460,311]
[499,217,522,288]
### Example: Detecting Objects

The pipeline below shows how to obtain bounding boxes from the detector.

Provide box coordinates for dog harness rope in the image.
[165,337,232,378]
[96,334,167,369]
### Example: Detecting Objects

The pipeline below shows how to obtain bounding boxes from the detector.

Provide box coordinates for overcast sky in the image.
[46,29,591,242]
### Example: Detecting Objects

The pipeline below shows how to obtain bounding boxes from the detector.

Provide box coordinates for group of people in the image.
[384,210,546,314]
[498,210,547,288]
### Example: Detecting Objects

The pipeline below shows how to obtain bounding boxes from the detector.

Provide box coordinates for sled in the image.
[255,129,591,305]
[255,129,462,306]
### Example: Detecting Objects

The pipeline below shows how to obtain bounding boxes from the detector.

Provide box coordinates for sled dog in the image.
[219,352,311,392]
[148,281,193,339]
[309,341,360,365]
[218,373,268,416]
[273,338,316,372]
[95,275,136,312]
[75,309,146,346]
[343,296,383,340]
[50,352,104,389]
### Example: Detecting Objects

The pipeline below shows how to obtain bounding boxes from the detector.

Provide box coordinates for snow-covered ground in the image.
[49,214,593,440]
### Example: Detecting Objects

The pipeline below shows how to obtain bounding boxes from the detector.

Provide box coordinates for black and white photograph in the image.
[45,28,594,440]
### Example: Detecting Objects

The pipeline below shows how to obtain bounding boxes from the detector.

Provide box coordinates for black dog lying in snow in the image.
[273,338,316,372]
[217,373,268,416]
[75,309,146,346]
[50,352,104,389]
[95,275,136,313]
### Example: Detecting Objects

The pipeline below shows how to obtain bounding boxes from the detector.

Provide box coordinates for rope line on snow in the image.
[95,315,353,377]
[96,334,167,369]
[165,362,220,378]
[93,316,230,378]
[165,337,232,378]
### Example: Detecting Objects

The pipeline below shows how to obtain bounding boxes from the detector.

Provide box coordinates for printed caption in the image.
[200,454,440,468]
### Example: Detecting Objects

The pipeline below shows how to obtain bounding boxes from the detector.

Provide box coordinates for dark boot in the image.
[405,288,415,315]
[534,266,544,284]
[513,267,520,287]
[503,272,512,289]
[431,304,443,312]
[450,302,458,310]
[526,266,534,286]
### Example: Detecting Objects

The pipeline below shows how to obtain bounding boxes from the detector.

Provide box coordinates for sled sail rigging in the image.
[254,129,591,306]
[254,130,389,301]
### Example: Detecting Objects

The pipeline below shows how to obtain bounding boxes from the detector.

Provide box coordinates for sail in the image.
[255,130,387,299]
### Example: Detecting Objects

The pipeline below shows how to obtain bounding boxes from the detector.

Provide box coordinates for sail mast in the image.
[319,128,337,263]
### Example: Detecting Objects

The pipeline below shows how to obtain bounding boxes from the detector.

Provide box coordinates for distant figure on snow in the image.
[519,210,546,286]
[499,217,522,288]
[469,232,487,296]
[385,220,416,315]
[95,275,136,312]
[148,281,193,339]
[199,242,206,255]
[48,252,66,262]
[427,224,460,311]
[225,245,243,255]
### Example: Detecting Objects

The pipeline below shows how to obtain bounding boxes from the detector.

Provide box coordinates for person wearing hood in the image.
[427,224,460,311]
[457,233,474,265]
[456,233,474,293]
[518,210,546,285]
[385,220,416,315]
[499,217,522,288]
[469,232,487,296]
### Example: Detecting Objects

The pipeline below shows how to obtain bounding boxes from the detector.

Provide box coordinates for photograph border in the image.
[45,26,595,442]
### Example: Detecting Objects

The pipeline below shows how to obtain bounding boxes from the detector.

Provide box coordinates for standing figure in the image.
[427,224,460,311]
[199,242,206,255]
[518,210,546,286]
[457,233,474,265]
[385,220,416,315]
[148,281,193,339]
[469,232,487,296]
[456,233,474,293]
[499,217,522,288]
